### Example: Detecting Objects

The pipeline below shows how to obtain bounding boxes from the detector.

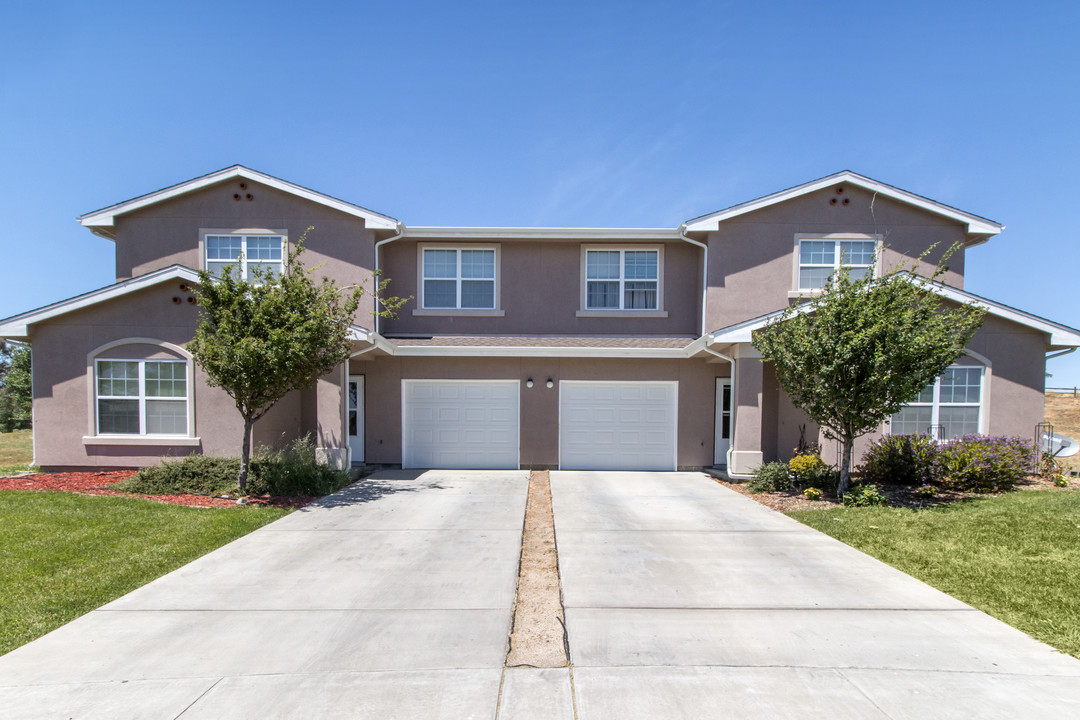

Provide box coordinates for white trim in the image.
[83,436,201,446]
[580,245,665,313]
[418,244,500,311]
[575,310,668,319]
[201,230,287,281]
[714,378,732,466]
[407,227,679,240]
[347,375,365,465]
[413,309,506,317]
[78,165,399,237]
[390,345,693,358]
[683,170,1003,240]
[92,357,190,438]
[793,233,881,291]
[888,364,986,438]
[0,266,201,339]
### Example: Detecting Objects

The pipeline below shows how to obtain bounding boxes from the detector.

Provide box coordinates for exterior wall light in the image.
[526,379,534,388]
[546,379,554,389]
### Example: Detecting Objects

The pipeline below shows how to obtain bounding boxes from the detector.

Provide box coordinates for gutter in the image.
[373,221,406,335]
[1047,347,1076,361]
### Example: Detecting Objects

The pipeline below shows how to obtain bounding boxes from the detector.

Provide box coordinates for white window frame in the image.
[201,230,287,281]
[579,245,665,316]
[94,359,188,437]
[889,364,985,440]
[792,233,880,295]
[416,244,501,313]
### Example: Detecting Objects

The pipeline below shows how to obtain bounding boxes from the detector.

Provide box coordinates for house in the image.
[2,166,1077,474]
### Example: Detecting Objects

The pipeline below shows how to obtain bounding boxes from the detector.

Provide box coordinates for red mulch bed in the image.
[0,470,313,509]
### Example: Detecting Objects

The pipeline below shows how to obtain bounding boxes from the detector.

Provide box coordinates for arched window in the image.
[88,339,194,438]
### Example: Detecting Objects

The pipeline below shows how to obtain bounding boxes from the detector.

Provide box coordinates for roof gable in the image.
[78,166,400,239]
[682,171,1003,244]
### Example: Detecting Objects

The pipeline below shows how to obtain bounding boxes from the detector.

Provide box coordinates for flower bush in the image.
[934,435,1032,493]
[747,462,793,493]
[859,434,939,486]
[803,487,823,501]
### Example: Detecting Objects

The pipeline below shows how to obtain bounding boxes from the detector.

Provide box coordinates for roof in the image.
[706,279,1080,350]
[682,170,1004,244]
[0,265,201,339]
[404,227,680,240]
[357,334,705,358]
[78,165,400,239]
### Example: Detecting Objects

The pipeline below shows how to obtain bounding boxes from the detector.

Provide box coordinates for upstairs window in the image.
[205,234,284,281]
[890,365,983,440]
[798,237,876,290]
[96,359,188,436]
[585,248,659,310]
[421,247,496,309]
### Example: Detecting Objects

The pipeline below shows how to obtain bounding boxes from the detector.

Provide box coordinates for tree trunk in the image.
[838,436,854,497]
[238,415,253,494]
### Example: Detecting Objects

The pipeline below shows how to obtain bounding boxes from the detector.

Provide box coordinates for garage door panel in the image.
[403,380,520,469]
[560,381,677,471]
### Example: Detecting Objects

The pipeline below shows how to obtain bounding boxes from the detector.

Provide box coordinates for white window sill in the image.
[413,309,505,317]
[83,436,201,447]
[576,310,668,318]
[787,289,824,299]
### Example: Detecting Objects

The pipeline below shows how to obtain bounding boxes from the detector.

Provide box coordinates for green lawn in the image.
[0,490,290,656]
[0,428,33,475]
[790,490,1080,658]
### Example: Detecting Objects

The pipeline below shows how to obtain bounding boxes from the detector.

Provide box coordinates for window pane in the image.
[939,367,981,403]
[424,279,457,308]
[624,251,657,279]
[890,406,933,435]
[460,250,494,279]
[349,409,357,436]
[246,236,282,260]
[146,400,187,435]
[847,266,871,281]
[839,240,876,266]
[423,249,457,279]
[461,279,495,309]
[206,236,242,260]
[97,361,139,397]
[624,281,657,309]
[206,260,240,279]
[940,407,979,439]
[587,280,620,309]
[799,267,834,289]
[247,260,283,281]
[99,399,140,434]
[586,251,620,279]
[800,241,834,265]
[145,362,186,398]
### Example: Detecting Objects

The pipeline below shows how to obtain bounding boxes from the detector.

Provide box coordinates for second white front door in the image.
[714,378,732,467]
[348,375,364,464]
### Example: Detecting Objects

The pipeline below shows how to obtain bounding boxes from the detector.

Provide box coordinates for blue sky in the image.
[2,1,1079,381]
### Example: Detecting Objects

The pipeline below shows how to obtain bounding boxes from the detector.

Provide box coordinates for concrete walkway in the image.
[2,469,1080,718]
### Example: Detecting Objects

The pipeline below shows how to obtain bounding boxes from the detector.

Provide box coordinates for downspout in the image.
[373,221,406,335]
[678,224,708,336]
[1046,347,1076,361]
[701,338,751,478]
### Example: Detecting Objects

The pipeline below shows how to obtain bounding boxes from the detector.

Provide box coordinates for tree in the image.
[752,253,984,496]
[188,230,403,493]
[0,341,32,432]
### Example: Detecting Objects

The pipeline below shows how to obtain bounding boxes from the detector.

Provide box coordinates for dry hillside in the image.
[1045,392,1080,473]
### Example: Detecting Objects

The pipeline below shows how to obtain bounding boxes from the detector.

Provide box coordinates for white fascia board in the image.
[683,171,1004,239]
[404,227,680,240]
[78,166,399,237]
[0,266,201,339]
[388,344,694,358]
[348,327,397,354]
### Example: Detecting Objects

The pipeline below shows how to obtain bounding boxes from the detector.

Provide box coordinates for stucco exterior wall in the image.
[704,185,968,330]
[379,238,702,337]
[354,355,726,468]
[112,178,380,323]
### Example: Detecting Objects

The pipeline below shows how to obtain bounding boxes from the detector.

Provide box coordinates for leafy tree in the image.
[188,229,403,493]
[753,253,984,496]
[0,342,32,432]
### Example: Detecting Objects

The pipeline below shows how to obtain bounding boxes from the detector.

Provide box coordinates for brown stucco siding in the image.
[705,185,968,331]
[113,178,380,323]
[355,355,726,468]
[379,238,701,337]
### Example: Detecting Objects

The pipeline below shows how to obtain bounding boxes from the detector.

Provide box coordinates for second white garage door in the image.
[402,380,520,469]
[559,381,678,471]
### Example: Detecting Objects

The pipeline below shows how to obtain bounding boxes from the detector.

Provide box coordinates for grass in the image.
[0,428,33,475]
[0,490,290,656]
[790,490,1080,658]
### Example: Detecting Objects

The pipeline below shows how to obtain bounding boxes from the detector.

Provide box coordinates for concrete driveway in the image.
[2,469,1080,718]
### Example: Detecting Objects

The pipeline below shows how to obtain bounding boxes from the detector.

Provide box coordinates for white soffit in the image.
[0,266,201,339]
[78,165,400,238]
[683,171,1004,241]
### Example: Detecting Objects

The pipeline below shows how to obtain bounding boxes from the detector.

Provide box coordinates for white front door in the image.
[401,380,520,469]
[348,375,364,464]
[559,381,678,471]
[714,378,732,467]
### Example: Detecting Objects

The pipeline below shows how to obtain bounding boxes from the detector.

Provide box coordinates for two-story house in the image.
[2,166,1077,474]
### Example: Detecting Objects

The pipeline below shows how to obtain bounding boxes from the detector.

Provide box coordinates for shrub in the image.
[789,454,839,490]
[860,434,939,487]
[935,435,1031,493]
[915,483,937,498]
[747,462,793,493]
[789,453,825,476]
[842,483,888,507]
[120,436,351,497]
[803,487,823,501]
[1054,476,1070,488]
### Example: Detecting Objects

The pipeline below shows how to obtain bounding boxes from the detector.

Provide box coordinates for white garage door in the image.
[559,381,677,471]
[402,380,520,469]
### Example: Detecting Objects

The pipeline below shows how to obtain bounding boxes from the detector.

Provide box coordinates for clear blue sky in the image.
[3,1,1079,381]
